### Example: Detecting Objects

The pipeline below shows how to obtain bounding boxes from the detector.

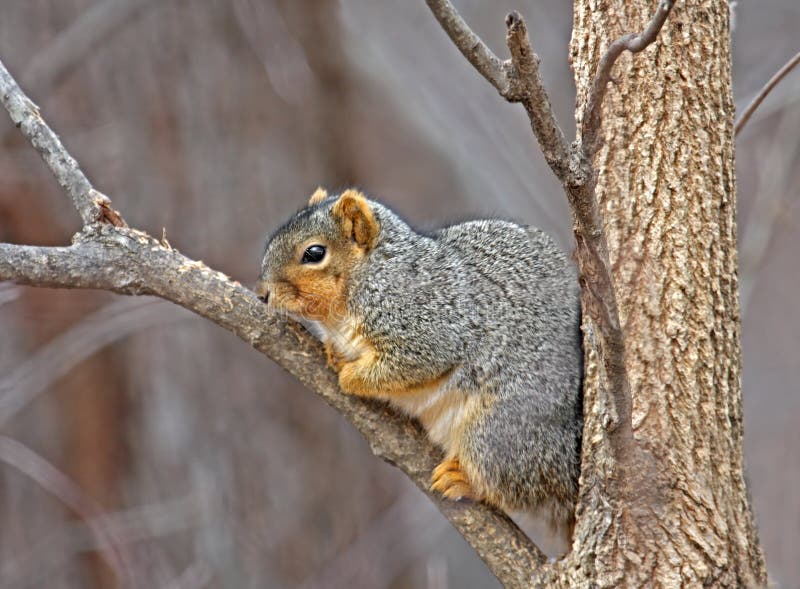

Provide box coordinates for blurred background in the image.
[0,0,797,587]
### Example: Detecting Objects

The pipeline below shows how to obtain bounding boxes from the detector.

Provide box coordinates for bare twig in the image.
[735,50,800,136]
[425,2,578,186]
[582,0,675,156]
[0,435,135,587]
[423,0,508,92]
[0,58,125,226]
[503,12,576,184]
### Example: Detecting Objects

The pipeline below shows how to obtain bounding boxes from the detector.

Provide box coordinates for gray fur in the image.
[262,195,583,523]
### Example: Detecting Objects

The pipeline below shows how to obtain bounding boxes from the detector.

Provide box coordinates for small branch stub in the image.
[504,11,538,101]
[93,190,127,227]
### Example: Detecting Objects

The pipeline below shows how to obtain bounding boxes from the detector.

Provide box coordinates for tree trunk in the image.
[561,0,768,586]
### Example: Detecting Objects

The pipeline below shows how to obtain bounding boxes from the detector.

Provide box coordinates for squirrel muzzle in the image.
[253,279,270,304]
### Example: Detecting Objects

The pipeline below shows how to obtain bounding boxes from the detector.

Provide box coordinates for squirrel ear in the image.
[332,189,379,250]
[308,187,328,206]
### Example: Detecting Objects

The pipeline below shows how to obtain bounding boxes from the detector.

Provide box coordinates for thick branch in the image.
[735,50,800,136]
[581,0,675,156]
[0,228,547,586]
[0,58,124,227]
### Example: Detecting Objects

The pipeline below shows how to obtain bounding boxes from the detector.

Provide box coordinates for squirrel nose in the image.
[253,280,270,304]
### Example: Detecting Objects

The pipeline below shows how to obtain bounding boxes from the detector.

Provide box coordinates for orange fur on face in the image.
[268,190,379,321]
[268,236,362,326]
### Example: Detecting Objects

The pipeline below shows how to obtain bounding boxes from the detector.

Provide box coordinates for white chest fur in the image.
[293,314,366,362]
[297,313,473,457]
[390,378,475,456]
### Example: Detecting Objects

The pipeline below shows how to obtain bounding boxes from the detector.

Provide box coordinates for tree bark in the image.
[563,0,768,586]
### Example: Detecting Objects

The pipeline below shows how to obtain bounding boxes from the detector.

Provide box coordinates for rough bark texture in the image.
[565,0,768,586]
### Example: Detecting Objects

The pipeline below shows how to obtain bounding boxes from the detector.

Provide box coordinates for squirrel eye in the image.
[301,244,326,264]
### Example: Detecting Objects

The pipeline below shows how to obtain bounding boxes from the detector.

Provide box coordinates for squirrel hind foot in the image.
[430,458,479,502]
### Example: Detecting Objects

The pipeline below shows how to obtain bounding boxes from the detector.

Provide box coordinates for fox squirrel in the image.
[255,188,583,538]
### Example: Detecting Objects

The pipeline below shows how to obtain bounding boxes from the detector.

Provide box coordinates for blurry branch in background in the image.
[0,56,547,585]
[68,493,206,550]
[735,50,800,136]
[4,491,209,587]
[0,298,184,427]
[0,282,20,307]
[2,0,163,146]
[425,0,674,497]
[738,98,800,312]
[162,561,213,589]
[0,436,136,587]
[299,491,445,589]
[23,0,161,95]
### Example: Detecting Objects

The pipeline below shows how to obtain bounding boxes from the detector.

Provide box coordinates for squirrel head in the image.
[255,188,380,323]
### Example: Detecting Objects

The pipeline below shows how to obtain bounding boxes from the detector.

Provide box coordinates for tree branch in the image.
[0,58,125,227]
[423,0,509,93]
[503,11,576,185]
[0,229,547,586]
[581,0,675,156]
[735,50,800,136]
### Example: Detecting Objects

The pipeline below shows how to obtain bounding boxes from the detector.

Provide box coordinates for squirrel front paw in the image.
[431,458,478,501]
[325,343,348,373]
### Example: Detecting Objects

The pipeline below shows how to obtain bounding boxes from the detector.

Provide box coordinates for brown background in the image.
[0,1,797,587]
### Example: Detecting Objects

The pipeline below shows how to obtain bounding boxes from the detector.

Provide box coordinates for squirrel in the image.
[255,188,583,540]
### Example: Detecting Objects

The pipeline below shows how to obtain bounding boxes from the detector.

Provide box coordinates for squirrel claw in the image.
[431,458,477,501]
[325,344,347,373]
